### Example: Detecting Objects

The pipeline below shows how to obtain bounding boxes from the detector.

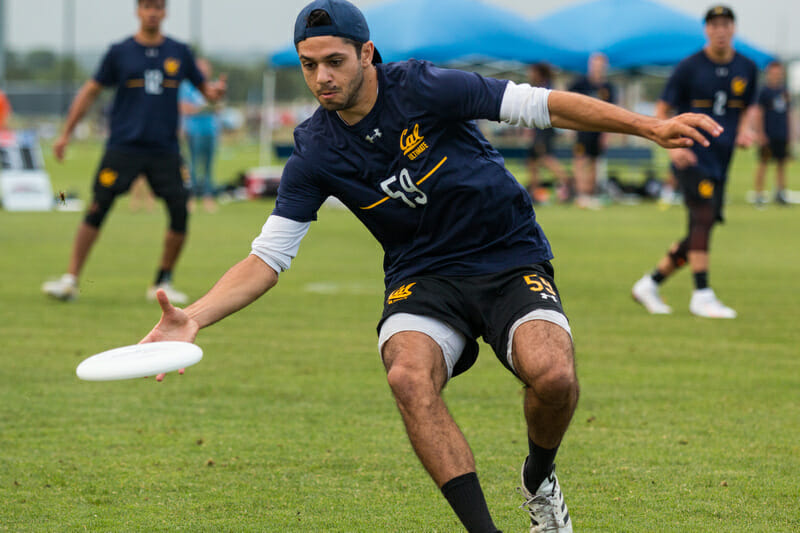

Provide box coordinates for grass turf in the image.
[1,140,798,531]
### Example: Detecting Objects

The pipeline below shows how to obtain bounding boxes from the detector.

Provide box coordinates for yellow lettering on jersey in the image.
[387,282,417,304]
[400,124,427,159]
[698,179,714,198]
[691,99,712,108]
[731,77,747,96]
[99,168,118,187]
[164,58,181,76]
[126,79,145,88]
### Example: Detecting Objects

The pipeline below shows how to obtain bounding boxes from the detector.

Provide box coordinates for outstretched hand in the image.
[140,289,200,381]
[651,113,723,149]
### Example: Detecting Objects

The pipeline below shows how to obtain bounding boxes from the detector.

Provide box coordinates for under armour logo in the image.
[715,67,728,77]
[146,48,159,57]
[365,129,382,144]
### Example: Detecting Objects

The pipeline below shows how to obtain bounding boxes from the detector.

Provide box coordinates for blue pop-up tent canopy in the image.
[270,0,584,68]
[529,0,774,72]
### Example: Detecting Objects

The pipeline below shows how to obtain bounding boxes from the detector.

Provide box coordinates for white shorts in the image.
[378,310,572,380]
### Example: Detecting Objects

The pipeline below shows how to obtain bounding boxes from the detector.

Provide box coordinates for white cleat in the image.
[689,288,737,319]
[147,282,189,305]
[631,274,672,314]
[42,274,79,301]
[519,460,573,533]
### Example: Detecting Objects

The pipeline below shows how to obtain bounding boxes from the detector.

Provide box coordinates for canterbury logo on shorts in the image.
[387,282,416,304]
[98,168,118,187]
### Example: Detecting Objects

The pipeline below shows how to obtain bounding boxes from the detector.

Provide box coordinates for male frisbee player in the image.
[632,5,758,318]
[753,61,791,206]
[142,1,721,530]
[42,0,225,303]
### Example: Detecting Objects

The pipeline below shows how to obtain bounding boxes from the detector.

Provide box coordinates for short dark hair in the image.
[766,60,783,69]
[529,63,553,82]
[304,8,362,59]
[137,0,166,6]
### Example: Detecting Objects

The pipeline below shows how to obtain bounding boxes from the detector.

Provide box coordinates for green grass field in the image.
[1,140,798,532]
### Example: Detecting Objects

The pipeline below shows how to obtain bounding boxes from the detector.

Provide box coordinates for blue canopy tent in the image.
[529,0,774,72]
[270,0,584,68]
[261,0,585,166]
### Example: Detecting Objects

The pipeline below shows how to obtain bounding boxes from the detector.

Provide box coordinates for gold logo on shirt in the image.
[400,124,429,160]
[731,77,747,96]
[698,179,715,199]
[387,282,417,304]
[164,58,180,76]
[98,168,118,187]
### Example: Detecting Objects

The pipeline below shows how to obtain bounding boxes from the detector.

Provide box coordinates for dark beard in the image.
[318,66,365,112]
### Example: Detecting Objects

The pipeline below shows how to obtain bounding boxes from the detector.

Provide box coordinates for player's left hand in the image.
[140,289,200,382]
[206,74,227,102]
[651,113,723,149]
[735,128,756,148]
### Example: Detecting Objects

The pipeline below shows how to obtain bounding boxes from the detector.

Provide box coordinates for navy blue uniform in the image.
[568,76,616,157]
[661,50,758,180]
[757,85,790,162]
[94,36,205,154]
[85,36,204,231]
[274,60,553,289]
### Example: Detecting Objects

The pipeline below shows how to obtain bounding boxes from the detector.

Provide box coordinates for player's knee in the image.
[668,239,689,267]
[165,194,188,232]
[528,363,579,407]
[84,199,112,228]
[386,362,439,407]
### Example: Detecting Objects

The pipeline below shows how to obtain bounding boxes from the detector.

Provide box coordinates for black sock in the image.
[155,269,172,285]
[441,472,501,533]
[651,269,666,284]
[524,439,558,490]
[693,271,708,290]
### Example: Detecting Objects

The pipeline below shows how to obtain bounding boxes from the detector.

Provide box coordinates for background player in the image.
[526,62,571,204]
[141,1,721,531]
[753,60,791,206]
[42,0,225,303]
[568,52,616,209]
[632,5,757,319]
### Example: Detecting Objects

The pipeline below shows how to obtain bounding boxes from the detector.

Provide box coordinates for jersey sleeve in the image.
[660,60,690,108]
[744,61,758,107]
[93,45,119,87]
[271,147,328,223]
[409,61,508,121]
[183,45,206,89]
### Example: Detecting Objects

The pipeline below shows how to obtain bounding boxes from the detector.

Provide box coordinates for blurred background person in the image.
[753,60,791,206]
[568,52,616,209]
[526,62,571,204]
[180,58,221,213]
[632,5,758,319]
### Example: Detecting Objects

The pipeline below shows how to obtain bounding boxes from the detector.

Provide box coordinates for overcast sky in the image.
[5,0,800,60]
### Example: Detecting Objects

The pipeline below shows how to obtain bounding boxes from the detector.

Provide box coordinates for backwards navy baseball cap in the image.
[294,0,382,63]
[704,5,735,23]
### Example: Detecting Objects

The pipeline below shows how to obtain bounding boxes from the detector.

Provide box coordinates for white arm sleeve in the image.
[250,215,311,274]
[498,81,552,129]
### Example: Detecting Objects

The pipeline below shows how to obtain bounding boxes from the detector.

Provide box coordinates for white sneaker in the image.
[42,274,79,301]
[147,282,189,305]
[632,274,672,314]
[519,460,572,533]
[689,288,736,319]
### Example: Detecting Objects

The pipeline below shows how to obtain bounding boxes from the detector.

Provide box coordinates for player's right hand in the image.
[141,289,200,382]
[668,148,697,170]
[53,136,69,162]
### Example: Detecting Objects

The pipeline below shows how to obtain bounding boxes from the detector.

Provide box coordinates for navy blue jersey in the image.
[274,60,553,288]
[661,50,758,179]
[758,86,790,141]
[568,76,616,141]
[94,36,204,154]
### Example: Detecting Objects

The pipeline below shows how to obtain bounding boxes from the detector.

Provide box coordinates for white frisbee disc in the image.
[76,341,203,381]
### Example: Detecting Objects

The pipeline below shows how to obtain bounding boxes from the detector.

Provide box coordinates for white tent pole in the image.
[259,68,276,167]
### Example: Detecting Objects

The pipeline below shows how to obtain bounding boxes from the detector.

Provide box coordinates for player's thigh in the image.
[380,328,450,394]
[511,320,574,388]
[145,153,190,200]
[380,312,469,388]
[91,150,143,198]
